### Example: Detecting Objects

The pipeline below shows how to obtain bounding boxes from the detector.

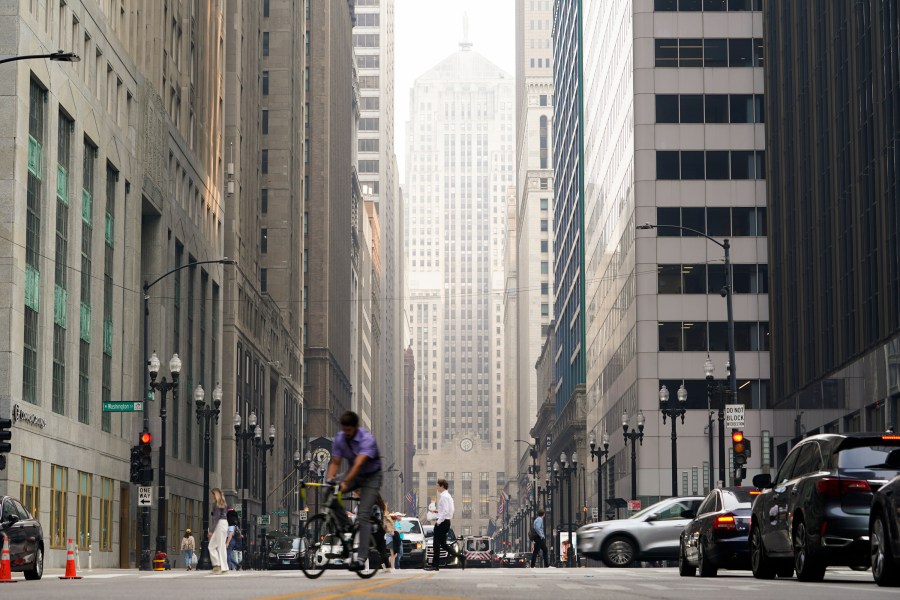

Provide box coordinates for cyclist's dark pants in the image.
[345,469,383,562]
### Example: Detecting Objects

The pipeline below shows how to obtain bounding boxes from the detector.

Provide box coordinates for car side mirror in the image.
[3,514,19,525]
[680,510,695,520]
[752,473,772,490]
[645,513,658,523]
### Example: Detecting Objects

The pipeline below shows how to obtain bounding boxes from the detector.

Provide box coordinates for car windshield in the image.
[396,520,422,534]
[271,538,302,551]
[724,489,756,508]
[629,498,679,520]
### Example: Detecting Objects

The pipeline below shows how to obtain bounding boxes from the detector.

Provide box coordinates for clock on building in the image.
[313,447,331,467]
[460,438,474,452]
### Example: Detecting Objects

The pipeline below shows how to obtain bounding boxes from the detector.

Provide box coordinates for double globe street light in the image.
[255,422,276,569]
[147,352,182,562]
[622,411,645,501]
[559,452,578,567]
[195,383,223,570]
[588,431,609,520]
[659,384,688,497]
[234,410,258,555]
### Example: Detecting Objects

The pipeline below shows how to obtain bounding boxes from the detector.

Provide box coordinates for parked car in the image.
[750,433,900,582]
[499,552,528,568]
[423,525,462,568]
[0,495,44,580]
[396,517,425,568]
[679,486,762,577]
[267,536,307,570]
[870,469,900,586]
[577,496,703,568]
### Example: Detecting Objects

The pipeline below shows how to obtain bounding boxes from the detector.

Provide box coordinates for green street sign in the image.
[272,509,288,515]
[257,515,271,526]
[103,401,143,412]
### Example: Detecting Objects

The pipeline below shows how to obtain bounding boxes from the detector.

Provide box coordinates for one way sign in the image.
[138,486,153,507]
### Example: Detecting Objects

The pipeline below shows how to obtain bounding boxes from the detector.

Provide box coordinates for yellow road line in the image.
[256,574,428,600]
[363,592,469,600]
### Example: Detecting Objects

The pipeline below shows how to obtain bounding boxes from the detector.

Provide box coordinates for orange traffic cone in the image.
[0,534,17,583]
[59,538,82,580]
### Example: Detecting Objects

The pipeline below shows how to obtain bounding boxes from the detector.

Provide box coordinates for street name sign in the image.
[103,401,143,412]
[257,515,271,526]
[138,486,153,507]
[272,509,288,515]
[725,404,745,429]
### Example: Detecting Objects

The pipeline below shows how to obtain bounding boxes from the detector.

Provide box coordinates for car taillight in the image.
[815,477,871,496]
[714,514,737,530]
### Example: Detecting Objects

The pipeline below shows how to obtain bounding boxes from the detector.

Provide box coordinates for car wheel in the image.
[698,540,718,577]
[678,540,696,577]
[793,519,826,582]
[871,515,900,587]
[750,523,776,579]
[24,546,43,581]
[602,536,636,568]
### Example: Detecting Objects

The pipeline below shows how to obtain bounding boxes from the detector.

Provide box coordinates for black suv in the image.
[0,495,44,580]
[749,433,900,582]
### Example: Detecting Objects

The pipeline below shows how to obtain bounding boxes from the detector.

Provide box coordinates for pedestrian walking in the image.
[207,487,230,574]
[226,509,240,571]
[325,410,384,572]
[530,509,549,568]
[424,479,466,571]
[181,529,196,571]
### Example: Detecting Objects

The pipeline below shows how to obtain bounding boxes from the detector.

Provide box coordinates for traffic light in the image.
[0,417,12,454]
[732,430,751,467]
[130,446,142,484]
[139,431,153,485]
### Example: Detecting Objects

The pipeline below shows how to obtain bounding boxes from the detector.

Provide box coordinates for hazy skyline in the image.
[395,0,515,180]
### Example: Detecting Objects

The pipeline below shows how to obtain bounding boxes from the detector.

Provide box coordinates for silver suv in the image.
[577,496,703,567]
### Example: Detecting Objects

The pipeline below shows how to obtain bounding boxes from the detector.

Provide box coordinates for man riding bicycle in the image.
[326,410,382,572]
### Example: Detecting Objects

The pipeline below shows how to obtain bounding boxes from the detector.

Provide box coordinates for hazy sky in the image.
[394,0,515,181]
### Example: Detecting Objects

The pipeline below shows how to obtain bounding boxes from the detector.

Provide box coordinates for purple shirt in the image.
[332,427,382,475]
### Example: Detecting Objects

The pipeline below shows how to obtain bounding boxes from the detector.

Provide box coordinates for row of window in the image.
[19,458,114,551]
[658,378,769,410]
[657,150,766,180]
[658,263,769,294]
[656,38,764,68]
[655,206,768,238]
[655,0,761,11]
[656,94,764,124]
[659,320,770,352]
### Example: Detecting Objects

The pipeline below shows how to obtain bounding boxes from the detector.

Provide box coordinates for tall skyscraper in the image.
[549,0,587,478]
[0,0,226,566]
[583,0,772,506]
[764,1,900,439]
[304,0,356,439]
[405,36,514,535]
[222,0,305,542]
[353,0,404,501]
[512,0,555,501]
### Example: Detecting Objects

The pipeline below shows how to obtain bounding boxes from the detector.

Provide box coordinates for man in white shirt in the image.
[425,479,466,571]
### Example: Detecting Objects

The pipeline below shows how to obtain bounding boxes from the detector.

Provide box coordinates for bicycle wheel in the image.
[302,514,339,579]
[351,524,382,579]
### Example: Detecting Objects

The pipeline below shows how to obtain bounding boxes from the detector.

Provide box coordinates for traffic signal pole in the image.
[141,285,151,571]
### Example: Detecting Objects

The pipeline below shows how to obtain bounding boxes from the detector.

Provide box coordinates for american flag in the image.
[525,479,533,502]
[405,490,417,515]
[497,491,506,519]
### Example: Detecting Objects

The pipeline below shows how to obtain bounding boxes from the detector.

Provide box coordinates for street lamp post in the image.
[148,352,182,562]
[255,423,276,569]
[659,384,688,497]
[0,50,80,65]
[637,222,737,398]
[194,384,222,570]
[234,410,257,557]
[560,452,578,567]
[589,431,609,521]
[142,257,235,570]
[704,357,731,484]
[622,411,645,501]
[552,462,561,565]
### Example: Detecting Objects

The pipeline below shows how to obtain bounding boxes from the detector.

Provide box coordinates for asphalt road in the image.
[0,565,895,599]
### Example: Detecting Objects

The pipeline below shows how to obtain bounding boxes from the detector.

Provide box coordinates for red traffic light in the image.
[140,431,153,445]
[732,431,744,443]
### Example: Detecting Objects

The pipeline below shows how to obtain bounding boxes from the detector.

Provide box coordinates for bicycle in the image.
[299,482,382,579]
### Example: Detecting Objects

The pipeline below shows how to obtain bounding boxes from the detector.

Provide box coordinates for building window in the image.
[77,471,91,550]
[100,477,113,551]
[359,159,379,173]
[261,188,268,213]
[20,457,40,519]
[262,71,269,95]
[261,149,268,174]
[262,109,268,134]
[260,228,268,254]
[655,38,763,67]
[262,32,269,56]
[657,151,765,180]
[51,465,68,548]
[260,268,268,293]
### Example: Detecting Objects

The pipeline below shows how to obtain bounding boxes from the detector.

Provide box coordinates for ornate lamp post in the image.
[704,357,732,485]
[148,351,181,561]
[659,384,688,497]
[589,431,609,521]
[255,423,276,569]
[234,410,257,553]
[194,383,222,570]
[560,452,578,567]
[622,410,645,501]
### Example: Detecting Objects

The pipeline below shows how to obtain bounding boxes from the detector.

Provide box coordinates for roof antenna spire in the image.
[460,12,473,50]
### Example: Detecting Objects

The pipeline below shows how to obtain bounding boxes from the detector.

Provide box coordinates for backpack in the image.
[529,526,539,542]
